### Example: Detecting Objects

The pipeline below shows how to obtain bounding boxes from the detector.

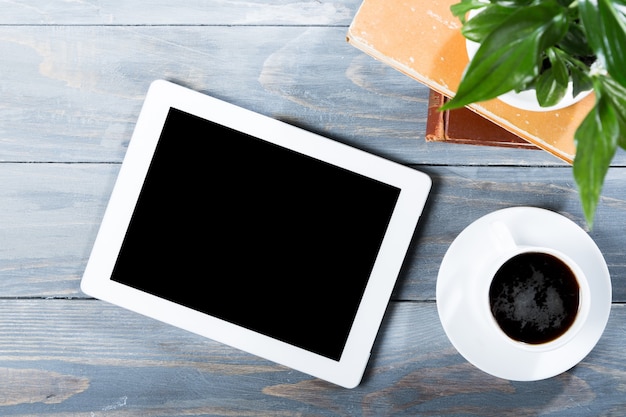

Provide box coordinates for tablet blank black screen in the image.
[111,108,401,361]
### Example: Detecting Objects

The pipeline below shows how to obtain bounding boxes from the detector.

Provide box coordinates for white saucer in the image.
[436,207,612,381]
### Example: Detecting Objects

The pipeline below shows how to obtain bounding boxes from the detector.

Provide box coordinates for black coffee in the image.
[489,252,580,345]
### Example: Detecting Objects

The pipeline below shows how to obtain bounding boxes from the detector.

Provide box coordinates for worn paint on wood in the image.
[1,1,625,415]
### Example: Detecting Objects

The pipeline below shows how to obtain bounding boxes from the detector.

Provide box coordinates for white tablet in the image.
[81,80,431,388]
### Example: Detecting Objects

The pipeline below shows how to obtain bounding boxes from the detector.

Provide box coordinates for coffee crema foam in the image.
[489,252,580,345]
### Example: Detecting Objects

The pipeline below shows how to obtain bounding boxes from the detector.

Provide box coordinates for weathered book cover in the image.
[426,90,537,149]
[346,0,594,163]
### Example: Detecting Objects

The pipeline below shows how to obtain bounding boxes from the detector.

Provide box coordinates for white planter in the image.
[465,39,591,111]
[464,9,592,112]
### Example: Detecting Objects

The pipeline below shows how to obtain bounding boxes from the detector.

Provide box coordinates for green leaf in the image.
[450,0,488,23]
[598,0,626,87]
[579,0,626,87]
[601,77,626,121]
[578,0,605,54]
[570,65,593,97]
[556,21,594,60]
[613,0,626,11]
[536,67,568,106]
[573,80,620,228]
[599,76,626,150]
[441,2,569,111]
[461,5,518,43]
[535,47,569,107]
[491,0,534,6]
[546,47,569,86]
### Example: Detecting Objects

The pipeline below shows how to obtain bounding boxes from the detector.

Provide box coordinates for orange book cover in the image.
[346,0,595,163]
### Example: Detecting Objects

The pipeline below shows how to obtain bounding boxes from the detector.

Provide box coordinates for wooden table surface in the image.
[2,1,626,415]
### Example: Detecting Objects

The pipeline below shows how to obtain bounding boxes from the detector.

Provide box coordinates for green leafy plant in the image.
[441,0,626,228]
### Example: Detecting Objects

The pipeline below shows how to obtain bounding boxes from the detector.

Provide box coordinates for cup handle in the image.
[491,220,517,252]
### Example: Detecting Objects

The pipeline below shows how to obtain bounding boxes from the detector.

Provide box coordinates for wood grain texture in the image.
[399,165,626,302]
[0,25,426,163]
[0,163,118,297]
[1,24,614,166]
[0,0,361,25]
[1,164,624,302]
[1,1,626,415]
[0,299,623,416]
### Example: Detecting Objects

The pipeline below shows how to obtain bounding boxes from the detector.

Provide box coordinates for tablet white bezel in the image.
[81,80,431,388]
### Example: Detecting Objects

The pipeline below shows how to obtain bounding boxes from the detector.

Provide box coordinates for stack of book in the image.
[346,0,596,163]
[426,90,537,149]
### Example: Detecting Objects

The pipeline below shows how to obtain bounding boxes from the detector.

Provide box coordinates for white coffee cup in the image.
[481,221,591,352]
